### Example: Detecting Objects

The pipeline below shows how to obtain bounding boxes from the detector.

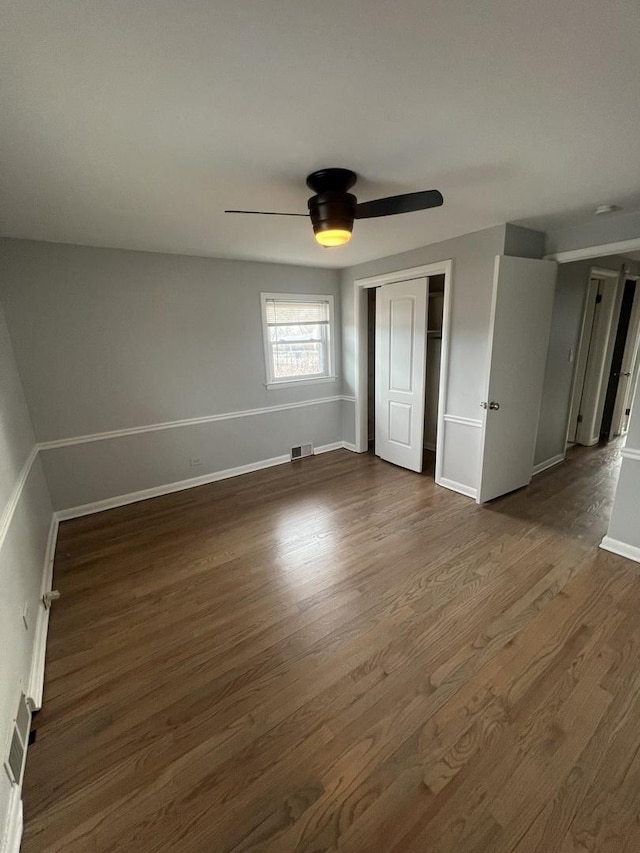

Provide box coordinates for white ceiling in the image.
[2,0,640,269]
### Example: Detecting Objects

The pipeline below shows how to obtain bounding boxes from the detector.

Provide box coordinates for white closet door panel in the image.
[376,278,428,473]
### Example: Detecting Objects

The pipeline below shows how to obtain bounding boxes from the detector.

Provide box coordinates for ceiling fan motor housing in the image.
[308,191,357,235]
[306,168,358,237]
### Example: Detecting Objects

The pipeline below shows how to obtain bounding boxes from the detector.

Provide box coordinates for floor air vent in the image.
[4,692,31,787]
[291,443,314,461]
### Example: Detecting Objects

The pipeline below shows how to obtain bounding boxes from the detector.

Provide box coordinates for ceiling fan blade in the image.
[355,190,443,220]
[224,209,308,217]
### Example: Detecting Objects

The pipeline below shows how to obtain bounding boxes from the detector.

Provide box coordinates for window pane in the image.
[271,341,325,378]
[265,300,329,325]
[268,323,325,343]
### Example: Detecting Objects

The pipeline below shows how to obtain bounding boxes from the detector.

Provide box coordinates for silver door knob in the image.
[489,401,500,410]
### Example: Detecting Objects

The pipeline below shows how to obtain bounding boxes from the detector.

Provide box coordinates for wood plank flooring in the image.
[22,441,640,852]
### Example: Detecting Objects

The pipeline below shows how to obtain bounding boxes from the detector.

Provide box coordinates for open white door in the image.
[611,281,640,436]
[375,278,428,472]
[477,256,557,503]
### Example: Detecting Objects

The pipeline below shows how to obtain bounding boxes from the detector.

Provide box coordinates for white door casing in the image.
[566,277,600,444]
[375,278,428,473]
[575,272,621,445]
[611,279,640,436]
[477,255,558,503]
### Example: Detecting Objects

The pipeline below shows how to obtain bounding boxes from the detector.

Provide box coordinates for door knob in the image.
[480,401,500,410]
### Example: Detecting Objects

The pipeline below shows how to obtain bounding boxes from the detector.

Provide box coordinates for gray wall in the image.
[606,377,640,553]
[42,404,341,511]
[0,301,53,837]
[545,211,640,256]
[504,223,546,259]
[0,238,343,510]
[342,225,508,408]
[341,224,511,494]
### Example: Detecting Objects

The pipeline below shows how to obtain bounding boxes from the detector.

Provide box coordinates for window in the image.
[261,293,336,388]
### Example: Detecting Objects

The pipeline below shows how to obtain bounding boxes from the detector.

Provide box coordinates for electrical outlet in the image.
[22,602,30,630]
[189,456,202,467]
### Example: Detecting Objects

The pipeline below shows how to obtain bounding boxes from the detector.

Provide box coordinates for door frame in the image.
[566,267,622,447]
[353,259,453,486]
[611,274,640,436]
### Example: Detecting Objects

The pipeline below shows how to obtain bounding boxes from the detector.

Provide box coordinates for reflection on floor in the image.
[22,440,639,853]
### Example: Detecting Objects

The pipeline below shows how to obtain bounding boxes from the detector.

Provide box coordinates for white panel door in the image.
[375,278,428,472]
[611,283,640,436]
[477,256,557,503]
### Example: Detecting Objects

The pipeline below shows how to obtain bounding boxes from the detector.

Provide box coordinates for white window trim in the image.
[260,292,337,389]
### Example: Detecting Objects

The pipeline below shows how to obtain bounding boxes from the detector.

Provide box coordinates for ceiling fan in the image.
[225,168,444,247]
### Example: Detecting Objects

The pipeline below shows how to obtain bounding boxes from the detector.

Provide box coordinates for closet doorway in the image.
[366,271,447,477]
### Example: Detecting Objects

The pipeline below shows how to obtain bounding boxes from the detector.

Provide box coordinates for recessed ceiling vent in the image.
[4,692,31,787]
[291,443,313,461]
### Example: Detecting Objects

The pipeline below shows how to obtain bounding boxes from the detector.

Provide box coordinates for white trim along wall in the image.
[0,448,38,550]
[600,436,640,564]
[0,451,58,707]
[545,237,640,264]
[55,442,348,521]
[1,395,356,853]
[39,396,351,450]
[37,395,355,517]
[0,451,55,853]
[2,399,358,563]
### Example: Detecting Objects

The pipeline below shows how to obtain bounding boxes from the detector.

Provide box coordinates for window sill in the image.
[264,375,339,390]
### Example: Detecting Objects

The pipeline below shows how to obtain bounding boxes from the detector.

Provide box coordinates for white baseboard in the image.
[314,442,344,454]
[1,786,23,853]
[27,514,59,710]
[600,535,640,564]
[56,454,296,520]
[532,454,565,476]
[620,446,640,462]
[57,442,363,521]
[437,476,478,500]
[342,442,359,453]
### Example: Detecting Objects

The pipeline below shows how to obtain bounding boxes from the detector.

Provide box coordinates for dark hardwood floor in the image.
[22,441,640,852]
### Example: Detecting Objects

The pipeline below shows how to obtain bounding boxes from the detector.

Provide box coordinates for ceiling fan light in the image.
[315,228,352,247]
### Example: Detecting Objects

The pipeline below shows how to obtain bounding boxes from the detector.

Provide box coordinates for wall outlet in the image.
[189,456,202,467]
